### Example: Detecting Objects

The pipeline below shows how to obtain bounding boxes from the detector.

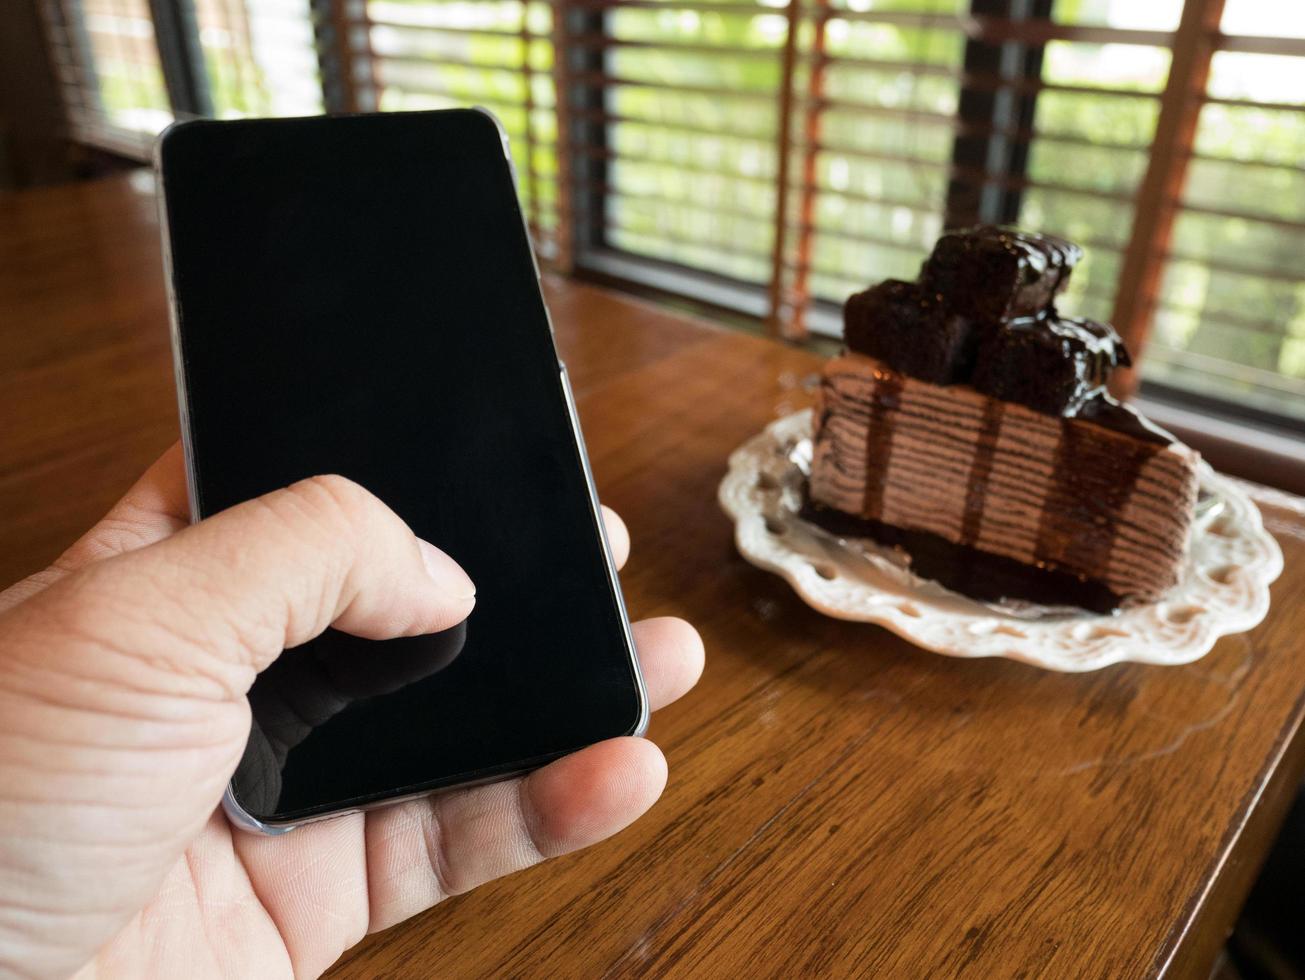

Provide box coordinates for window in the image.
[41,0,174,155]
[360,0,561,258]
[1145,1,1305,425]
[41,0,1305,428]
[193,0,322,118]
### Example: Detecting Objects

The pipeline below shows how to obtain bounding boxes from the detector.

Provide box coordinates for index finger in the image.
[601,505,630,570]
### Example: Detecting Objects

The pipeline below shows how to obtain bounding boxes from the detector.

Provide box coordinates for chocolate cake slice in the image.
[806,227,1200,613]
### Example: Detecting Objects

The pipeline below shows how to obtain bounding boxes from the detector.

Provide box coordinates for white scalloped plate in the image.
[719,410,1284,672]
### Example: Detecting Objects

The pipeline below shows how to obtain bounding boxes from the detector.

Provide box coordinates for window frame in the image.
[39,0,1305,486]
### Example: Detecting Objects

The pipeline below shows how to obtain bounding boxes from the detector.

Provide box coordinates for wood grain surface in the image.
[4,174,1305,979]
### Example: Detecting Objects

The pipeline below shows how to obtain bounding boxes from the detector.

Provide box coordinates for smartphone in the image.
[156,109,648,833]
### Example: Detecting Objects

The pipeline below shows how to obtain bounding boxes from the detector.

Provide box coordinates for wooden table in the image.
[4,174,1305,979]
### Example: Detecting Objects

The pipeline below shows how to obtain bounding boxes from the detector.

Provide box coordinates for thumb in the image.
[6,473,475,704]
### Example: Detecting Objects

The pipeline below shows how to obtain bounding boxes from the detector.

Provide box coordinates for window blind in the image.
[1142,0,1305,425]
[39,0,174,156]
[355,0,563,261]
[192,0,322,119]
[39,0,1305,426]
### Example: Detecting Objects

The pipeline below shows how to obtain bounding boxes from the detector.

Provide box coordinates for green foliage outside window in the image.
[84,0,1305,421]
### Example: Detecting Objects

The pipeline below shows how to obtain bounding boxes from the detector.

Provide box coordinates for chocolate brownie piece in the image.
[843,279,978,384]
[971,315,1130,416]
[920,227,1082,322]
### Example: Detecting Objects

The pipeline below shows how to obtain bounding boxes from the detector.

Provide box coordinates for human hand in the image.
[0,445,704,979]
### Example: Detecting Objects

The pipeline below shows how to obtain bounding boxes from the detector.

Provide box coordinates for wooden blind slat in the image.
[549,0,576,273]
[762,0,803,340]
[788,0,831,338]
[36,0,1305,424]
[1109,0,1226,397]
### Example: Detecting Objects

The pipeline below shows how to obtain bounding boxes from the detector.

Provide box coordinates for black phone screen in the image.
[159,110,645,825]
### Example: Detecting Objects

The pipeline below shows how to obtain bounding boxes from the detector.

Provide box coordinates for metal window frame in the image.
[37,0,159,159]
[37,0,1305,475]
[564,3,610,268]
[943,0,1052,228]
[146,0,213,118]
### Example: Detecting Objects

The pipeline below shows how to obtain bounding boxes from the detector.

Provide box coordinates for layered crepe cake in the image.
[804,227,1200,613]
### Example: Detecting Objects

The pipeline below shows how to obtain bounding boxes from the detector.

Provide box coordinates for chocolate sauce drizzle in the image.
[959,398,1004,548]
[861,370,903,521]
[1033,413,1164,581]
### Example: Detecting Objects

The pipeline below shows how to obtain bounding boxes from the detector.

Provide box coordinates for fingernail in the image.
[418,539,476,599]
